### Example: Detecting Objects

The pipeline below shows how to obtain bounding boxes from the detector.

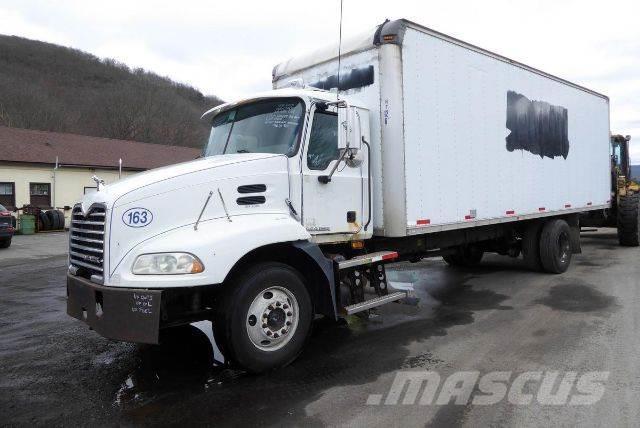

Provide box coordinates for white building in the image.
[0,126,200,223]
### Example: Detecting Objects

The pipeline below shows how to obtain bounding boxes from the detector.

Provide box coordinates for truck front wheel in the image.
[213,262,312,373]
[539,219,572,274]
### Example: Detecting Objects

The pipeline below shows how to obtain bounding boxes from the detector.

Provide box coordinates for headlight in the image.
[132,253,205,275]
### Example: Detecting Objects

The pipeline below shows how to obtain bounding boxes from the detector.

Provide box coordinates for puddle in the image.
[535,283,617,313]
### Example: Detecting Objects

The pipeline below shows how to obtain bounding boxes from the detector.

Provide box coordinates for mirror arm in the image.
[318,147,350,184]
[318,99,352,184]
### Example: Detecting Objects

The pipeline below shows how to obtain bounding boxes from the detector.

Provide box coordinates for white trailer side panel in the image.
[399,27,610,234]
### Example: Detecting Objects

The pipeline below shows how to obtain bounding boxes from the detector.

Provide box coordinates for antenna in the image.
[336,0,343,100]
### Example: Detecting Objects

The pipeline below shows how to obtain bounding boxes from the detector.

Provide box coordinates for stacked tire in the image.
[39,210,65,231]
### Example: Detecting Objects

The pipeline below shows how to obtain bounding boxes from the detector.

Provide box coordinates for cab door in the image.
[302,105,366,237]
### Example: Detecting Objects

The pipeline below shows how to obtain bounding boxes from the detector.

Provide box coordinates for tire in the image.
[522,222,543,271]
[39,211,51,231]
[539,219,572,274]
[442,246,484,267]
[0,238,10,249]
[56,210,66,229]
[214,262,312,373]
[46,210,60,230]
[617,194,640,246]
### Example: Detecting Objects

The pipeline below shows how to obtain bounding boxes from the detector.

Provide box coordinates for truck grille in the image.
[69,203,106,282]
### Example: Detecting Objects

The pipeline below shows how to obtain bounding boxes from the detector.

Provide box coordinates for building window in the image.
[30,183,51,208]
[0,182,15,210]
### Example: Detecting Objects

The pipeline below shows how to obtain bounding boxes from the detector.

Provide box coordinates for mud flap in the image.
[567,215,582,254]
[66,274,162,344]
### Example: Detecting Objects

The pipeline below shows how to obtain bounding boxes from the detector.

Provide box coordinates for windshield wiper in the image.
[236,149,251,153]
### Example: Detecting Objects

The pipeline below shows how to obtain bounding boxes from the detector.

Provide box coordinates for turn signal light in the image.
[351,241,365,250]
[191,259,205,274]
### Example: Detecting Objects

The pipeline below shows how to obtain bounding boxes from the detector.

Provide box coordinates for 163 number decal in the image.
[122,208,153,228]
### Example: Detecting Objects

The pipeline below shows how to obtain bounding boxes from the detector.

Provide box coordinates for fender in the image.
[107,213,311,288]
[292,241,338,320]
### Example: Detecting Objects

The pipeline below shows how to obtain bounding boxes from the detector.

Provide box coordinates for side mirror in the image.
[337,107,350,150]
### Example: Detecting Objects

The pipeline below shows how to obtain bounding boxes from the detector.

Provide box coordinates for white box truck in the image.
[67,19,636,372]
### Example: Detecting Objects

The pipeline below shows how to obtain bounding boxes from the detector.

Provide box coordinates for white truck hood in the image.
[76,153,293,278]
[85,153,281,208]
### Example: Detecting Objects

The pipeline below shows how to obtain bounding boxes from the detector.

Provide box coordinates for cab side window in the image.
[307,111,339,170]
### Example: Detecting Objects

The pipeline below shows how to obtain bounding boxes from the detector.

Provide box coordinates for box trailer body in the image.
[273,19,611,237]
[66,19,629,373]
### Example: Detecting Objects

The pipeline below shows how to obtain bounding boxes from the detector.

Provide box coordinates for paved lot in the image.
[1,230,639,426]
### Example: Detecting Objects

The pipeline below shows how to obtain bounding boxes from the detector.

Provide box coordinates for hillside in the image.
[0,35,223,148]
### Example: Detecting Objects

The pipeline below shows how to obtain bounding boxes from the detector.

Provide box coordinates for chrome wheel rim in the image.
[246,286,299,351]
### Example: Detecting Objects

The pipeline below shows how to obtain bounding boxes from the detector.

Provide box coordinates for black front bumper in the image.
[66,273,162,344]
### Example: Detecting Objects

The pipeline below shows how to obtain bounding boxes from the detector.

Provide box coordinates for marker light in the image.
[132,253,204,275]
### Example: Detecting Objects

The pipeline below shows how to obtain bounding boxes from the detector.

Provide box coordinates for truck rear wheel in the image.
[539,219,572,274]
[0,238,10,249]
[213,262,312,373]
[617,194,640,246]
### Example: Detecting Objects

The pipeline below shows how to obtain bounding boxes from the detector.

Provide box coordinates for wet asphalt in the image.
[1,230,639,427]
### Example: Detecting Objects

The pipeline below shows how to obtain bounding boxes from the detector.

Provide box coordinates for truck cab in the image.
[199,89,372,243]
[67,88,377,372]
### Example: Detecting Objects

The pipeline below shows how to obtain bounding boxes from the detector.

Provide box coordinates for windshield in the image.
[203,98,305,157]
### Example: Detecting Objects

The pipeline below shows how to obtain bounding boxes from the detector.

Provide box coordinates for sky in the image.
[1,0,639,160]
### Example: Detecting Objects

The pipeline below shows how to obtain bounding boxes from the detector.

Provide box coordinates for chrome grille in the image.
[69,203,106,282]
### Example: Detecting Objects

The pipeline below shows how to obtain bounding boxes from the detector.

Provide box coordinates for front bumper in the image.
[66,273,162,344]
